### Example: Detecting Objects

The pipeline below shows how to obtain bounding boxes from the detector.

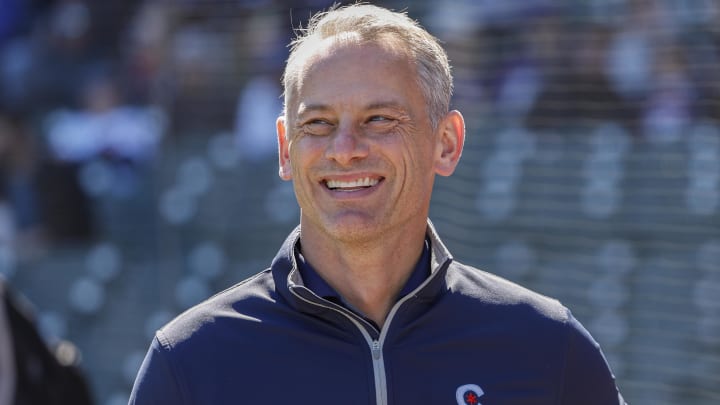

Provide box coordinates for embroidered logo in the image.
[456,384,484,405]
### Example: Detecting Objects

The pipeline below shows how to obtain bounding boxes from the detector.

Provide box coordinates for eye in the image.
[365,115,398,133]
[303,119,334,136]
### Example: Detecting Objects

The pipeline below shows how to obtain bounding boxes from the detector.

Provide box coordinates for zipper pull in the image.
[371,340,382,360]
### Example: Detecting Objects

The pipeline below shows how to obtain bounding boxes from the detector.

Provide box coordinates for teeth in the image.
[326,177,379,190]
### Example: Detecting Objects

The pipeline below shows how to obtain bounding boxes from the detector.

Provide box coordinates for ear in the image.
[277,116,293,180]
[433,110,465,176]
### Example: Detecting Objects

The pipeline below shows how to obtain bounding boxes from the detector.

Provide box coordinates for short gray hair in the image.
[282,3,453,129]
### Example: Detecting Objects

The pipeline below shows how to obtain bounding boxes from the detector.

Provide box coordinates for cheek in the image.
[289,137,320,169]
[294,134,328,154]
[288,139,328,201]
[396,133,434,173]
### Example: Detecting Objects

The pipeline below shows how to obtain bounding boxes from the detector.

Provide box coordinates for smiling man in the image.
[129,4,626,405]
[276,35,464,328]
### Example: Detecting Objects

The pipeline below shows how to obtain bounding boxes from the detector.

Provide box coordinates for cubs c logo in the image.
[456,384,484,405]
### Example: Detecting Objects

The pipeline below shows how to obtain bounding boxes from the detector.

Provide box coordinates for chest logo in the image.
[456,384,484,405]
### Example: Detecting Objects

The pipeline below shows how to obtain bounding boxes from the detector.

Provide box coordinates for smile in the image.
[324,177,382,191]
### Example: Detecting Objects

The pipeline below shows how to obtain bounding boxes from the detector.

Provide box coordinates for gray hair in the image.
[282,3,453,129]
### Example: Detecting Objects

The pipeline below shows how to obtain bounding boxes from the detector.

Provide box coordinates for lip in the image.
[319,173,385,199]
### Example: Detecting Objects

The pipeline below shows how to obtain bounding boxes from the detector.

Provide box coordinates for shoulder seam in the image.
[155,331,193,404]
[206,267,272,301]
[554,307,573,405]
[161,268,273,332]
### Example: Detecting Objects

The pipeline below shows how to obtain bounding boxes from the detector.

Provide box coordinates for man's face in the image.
[278,40,447,243]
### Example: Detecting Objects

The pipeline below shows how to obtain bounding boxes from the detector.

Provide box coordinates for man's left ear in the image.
[434,110,465,176]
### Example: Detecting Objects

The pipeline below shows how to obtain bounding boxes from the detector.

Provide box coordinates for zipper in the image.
[290,287,387,404]
[369,256,451,404]
[288,256,451,404]
[290,285,423,405]
[370,339,387,404]
[371,340,382,359]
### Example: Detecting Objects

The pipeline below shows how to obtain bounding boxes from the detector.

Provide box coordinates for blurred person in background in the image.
[43,69,165,199]
[526,23,635,132]
[232,10,287,165]
[130,4,625,404]
[0,112,45,259]
[0,108,96,246]
[0,276,94,405]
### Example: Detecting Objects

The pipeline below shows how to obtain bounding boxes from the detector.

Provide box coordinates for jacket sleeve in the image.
[129,335,187,405]
[559,314,627,405]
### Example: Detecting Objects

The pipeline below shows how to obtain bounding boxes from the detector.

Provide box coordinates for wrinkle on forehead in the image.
[287,34,414,116]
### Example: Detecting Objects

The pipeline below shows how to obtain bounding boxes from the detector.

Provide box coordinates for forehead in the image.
[290,38,419,111]
[304,32,406,63]
[307,38,410,76]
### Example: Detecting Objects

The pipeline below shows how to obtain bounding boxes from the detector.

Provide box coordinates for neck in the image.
[299,220,428,328]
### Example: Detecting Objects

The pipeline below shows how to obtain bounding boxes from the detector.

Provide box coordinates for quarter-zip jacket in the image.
[130,222,625,404]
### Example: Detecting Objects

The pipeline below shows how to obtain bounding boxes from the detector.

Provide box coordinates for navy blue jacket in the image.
[129,223,625,404]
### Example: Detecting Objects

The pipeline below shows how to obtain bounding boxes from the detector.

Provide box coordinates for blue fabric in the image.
[129,225,625,405]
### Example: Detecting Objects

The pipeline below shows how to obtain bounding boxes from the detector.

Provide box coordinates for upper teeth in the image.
[326,177,379,189]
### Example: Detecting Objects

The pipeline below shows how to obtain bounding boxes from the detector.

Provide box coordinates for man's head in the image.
[282,3,453,130]
[276,4,464,244]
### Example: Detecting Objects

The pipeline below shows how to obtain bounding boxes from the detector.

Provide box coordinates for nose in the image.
[325,123,369,165]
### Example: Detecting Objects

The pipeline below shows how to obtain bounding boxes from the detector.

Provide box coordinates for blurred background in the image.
[0,0,718,403]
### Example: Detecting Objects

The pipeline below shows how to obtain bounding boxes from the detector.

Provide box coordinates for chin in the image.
[323,217,386,244]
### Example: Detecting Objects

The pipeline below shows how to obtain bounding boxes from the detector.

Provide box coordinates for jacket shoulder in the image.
[446,261,570,324]
[155,268,276,349]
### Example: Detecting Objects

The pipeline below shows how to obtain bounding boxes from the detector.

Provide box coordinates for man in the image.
[130,4,626,404]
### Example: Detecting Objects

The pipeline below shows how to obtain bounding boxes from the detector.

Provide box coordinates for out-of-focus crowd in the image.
[431,0,720,133]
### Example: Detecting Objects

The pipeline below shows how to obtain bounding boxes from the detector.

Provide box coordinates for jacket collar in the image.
[426,219,453,276]
[271,220,454,312]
